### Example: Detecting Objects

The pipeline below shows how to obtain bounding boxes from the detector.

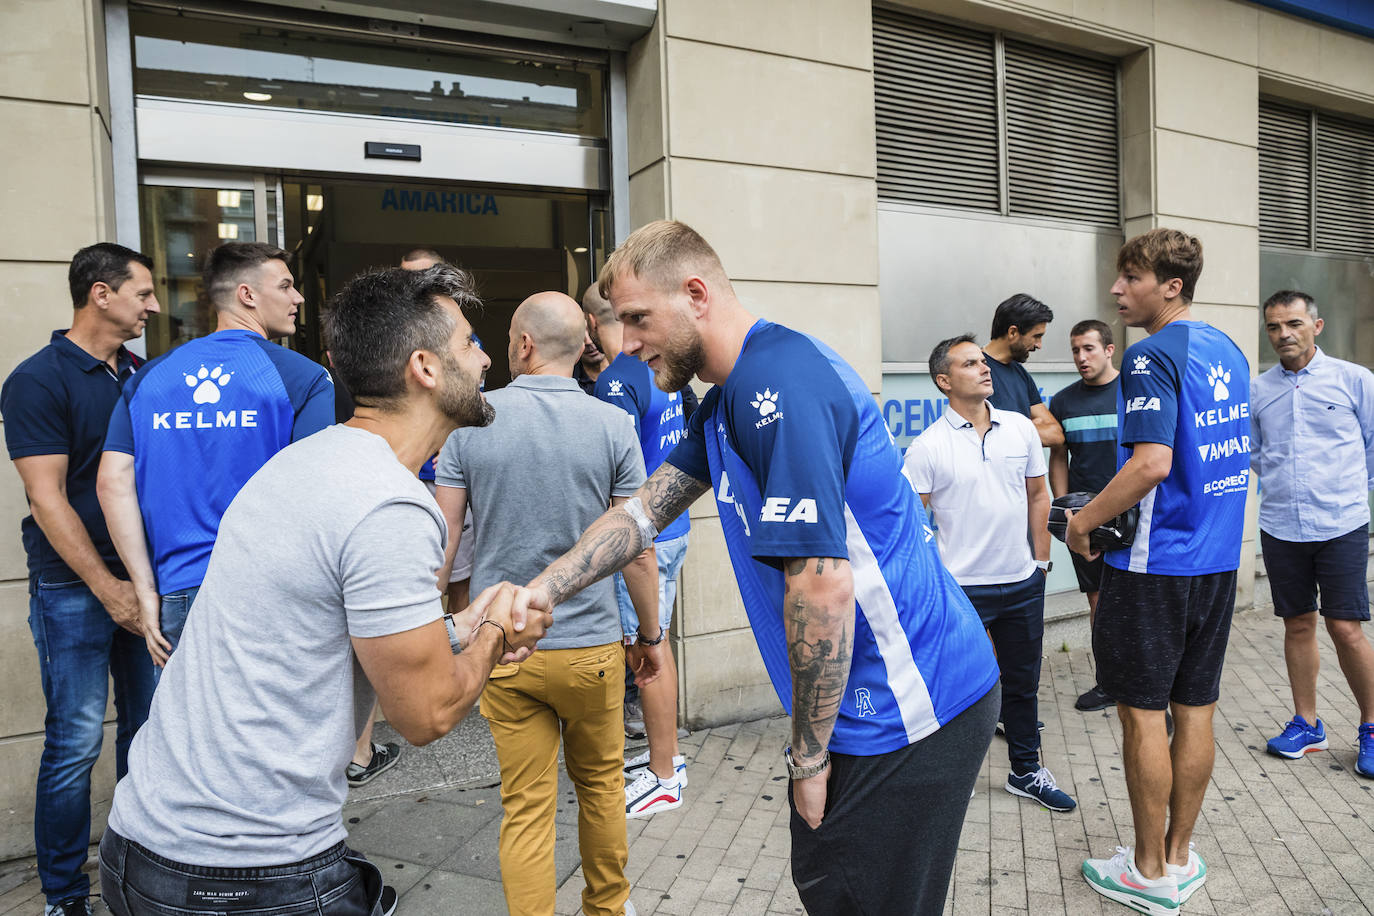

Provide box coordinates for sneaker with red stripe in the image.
[625,769,683,819]
[1082,847,1179,915]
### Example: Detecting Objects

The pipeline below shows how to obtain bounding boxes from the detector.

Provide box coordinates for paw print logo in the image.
[184,365,233,405]
[1133,355,1150,372]
[751,389,779,417]
[607,379,624,396]
[1207,364,1231,402]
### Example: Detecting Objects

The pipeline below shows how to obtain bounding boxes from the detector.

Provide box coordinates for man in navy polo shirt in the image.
[1,242,161,916]
[583,282,692,817]
[98,242,334,681]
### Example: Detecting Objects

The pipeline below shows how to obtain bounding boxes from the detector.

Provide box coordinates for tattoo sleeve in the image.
[534,463,709,607]
[783,557,855,762]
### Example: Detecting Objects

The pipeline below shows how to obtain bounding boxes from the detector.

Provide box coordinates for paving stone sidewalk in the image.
[3,599,1373,915]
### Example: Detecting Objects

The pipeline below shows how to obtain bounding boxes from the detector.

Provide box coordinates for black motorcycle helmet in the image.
[1048,492,1139,552]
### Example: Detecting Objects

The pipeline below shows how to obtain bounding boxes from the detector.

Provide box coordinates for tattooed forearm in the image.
[783,557,855,761]
[641,464,711,532]
[535,512,642,607]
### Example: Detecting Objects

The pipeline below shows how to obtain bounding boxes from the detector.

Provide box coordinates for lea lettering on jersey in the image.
[665,321,998,755]
[1106,321,1249,576]
[104,329,335,593]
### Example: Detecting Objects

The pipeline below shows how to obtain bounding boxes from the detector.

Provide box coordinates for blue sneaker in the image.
[1357,723,1374,778]
[1266,715,1328,759]
[1006,766,1076,811]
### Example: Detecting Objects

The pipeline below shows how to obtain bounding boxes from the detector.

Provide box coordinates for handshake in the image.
[450,582,556,664]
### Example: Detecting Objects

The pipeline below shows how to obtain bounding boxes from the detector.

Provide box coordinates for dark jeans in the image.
[152,585,199,686]
[99,830,385,915]
[962,570,1046,773]
[788,685,1000,915]
[29,576,155,904]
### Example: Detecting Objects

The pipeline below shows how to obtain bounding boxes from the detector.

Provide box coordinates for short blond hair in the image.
[598,220,730,300]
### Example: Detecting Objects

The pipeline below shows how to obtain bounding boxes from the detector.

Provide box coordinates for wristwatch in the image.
[1035,559,1053,573]
[443,614,464,655]
[784,746,830,780]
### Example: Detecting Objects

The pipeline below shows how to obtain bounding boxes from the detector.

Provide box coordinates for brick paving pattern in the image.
[2,601,1372,914]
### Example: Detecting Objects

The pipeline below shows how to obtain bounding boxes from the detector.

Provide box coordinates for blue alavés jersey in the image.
[595,352,689,542]
[105,330,335,593]
[666,321,998,755]
[1106,320,1249,576]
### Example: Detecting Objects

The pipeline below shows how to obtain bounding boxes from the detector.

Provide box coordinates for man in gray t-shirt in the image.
[436,291,665,916]
[100,266,551,916]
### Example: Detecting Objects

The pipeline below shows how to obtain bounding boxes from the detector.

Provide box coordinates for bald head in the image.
[509,291,585,375]
[581,282,616,327]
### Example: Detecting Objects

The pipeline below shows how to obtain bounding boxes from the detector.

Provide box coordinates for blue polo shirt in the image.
[2,330,141,586]
[1106,321,1249,576]
[104,329,334,593]
[594,352,690,542]
[666,320,999,755]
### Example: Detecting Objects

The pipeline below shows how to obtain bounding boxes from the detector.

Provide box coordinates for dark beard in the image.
[439,360,495,428]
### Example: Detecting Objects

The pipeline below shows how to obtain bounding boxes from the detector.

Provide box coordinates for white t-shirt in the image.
[109,425,446,865]
[904,403,1046,586]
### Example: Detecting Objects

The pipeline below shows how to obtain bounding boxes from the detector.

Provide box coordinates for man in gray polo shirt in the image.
[436,291,665,916]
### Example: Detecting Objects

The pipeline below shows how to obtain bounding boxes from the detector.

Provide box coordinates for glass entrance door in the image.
[138,171,279,358]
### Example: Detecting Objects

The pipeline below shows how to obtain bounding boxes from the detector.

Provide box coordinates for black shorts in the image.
[1070,550,1106,594]
[1093,565,1237,710]
[1260,525,1371,621]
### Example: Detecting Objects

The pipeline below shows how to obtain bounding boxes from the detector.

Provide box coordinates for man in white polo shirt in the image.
[905,334,1076,812]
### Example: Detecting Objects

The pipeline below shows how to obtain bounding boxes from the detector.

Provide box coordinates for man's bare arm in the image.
[15,454,140,632]
[782,557,856,764]
[434,484,469,586]
[532,463,709,606]
[97,451,165,655]
[1030,403,1065,447]
[1048,443,1069,497]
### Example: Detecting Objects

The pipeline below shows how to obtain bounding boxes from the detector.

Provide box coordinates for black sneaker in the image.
[347,742,402,787]
[1075,685,1114,711]
[380,885,399,916]
[44,898,91,916]
[624,699,646,739]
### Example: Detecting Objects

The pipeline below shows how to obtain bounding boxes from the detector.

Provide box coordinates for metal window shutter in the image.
[873,8,999,210]
[1316,113,1374,257]
[1258,100,1312,249]
[1003,40,1118,226]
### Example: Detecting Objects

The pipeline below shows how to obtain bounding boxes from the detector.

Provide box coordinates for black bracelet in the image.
[480,619,515,657]
[636,626,665,646]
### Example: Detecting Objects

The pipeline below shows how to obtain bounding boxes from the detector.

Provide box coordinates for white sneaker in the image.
[1081,846,1179,915]
[624,750,688,787]
[1165,843,1206,903]
[625,768,683,819]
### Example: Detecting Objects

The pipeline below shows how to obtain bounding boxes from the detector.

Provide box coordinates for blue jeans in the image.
[29,577,156,904]
[151,586,199,686]
[961,570,1046,774]
[614,533,689,636]
[99,830,385,915]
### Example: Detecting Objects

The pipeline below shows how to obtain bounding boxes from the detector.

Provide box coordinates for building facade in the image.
[1,0,1371,860]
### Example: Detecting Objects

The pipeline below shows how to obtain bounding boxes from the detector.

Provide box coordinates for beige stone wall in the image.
[632,0,1374,729]
[0,0,119,862]
[626,0,881,727]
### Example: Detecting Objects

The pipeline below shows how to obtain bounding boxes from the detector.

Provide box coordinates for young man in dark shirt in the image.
[1048,319,1121,712]
[984,293,1064,447]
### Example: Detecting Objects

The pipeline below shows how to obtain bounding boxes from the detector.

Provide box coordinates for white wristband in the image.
[623,496,659,546]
